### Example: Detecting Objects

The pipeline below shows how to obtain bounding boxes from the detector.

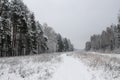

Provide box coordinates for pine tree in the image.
[36,22,48,53]
[85,41,91,51]
[67,39,74,51]
[42,23,58,53]
[29,13,38,54]
[115,15,120,48]
[85,13,120,52]
[11,0,29,56]
[57,34,64,52]
[63,38,69,51]
[0,0,11,57]
[0,0,74,57]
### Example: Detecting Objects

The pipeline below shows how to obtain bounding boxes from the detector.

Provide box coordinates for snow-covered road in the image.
[51,54,92,80]
[0,52,120,80]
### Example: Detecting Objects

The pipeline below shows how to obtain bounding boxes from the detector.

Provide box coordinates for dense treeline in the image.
[43,23,74,53]
[0,0,74,57]
[85,15,120,52]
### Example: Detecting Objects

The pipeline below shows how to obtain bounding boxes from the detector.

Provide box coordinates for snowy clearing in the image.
[0,53,62,80]
[74,51,120,80]
[0,51,120,80]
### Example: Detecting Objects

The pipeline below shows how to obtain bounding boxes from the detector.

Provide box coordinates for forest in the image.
[0,0,74,57]
[85,15,120,52]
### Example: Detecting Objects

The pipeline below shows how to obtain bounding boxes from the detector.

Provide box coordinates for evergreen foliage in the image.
[85,14,120,52]
[0,0,74,57]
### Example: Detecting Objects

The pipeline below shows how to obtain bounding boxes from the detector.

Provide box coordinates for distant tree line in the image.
[0,0,74,57]
[85,14,120,52]
[43,23,74,53]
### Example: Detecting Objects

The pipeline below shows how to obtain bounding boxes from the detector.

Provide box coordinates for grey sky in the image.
[23,0,120,49]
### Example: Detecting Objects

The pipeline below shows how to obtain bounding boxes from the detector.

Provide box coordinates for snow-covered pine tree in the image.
[42,23,58,53]
[0,0,11,57]
[63,38,69,52]
[0,0,74,57]
[57,34,64,52]
[28,13,38,54]
[115,15,120,48]
[10,0,29,56]
[36,22,48,53]
[85,41,91,51]
[67,39,74,51]
[85,13,120,52]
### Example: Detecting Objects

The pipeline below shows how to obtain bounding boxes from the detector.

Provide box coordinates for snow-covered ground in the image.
[0,51,120,80]
[0,53,62,80]
[51,54,92,80]
[74,51,120,80]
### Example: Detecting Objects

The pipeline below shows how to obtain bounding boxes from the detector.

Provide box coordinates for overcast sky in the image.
[23,0,120,49]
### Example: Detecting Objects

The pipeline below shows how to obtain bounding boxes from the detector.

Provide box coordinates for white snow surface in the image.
[0,51,120,80]
[0,54,61,80]
[51,54,92,80]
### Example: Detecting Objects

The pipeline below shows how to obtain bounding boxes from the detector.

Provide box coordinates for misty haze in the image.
[0,0,120,80]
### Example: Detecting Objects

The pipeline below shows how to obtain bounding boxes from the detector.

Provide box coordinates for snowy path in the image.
[1,52,119,80]
[51,54,92,80]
